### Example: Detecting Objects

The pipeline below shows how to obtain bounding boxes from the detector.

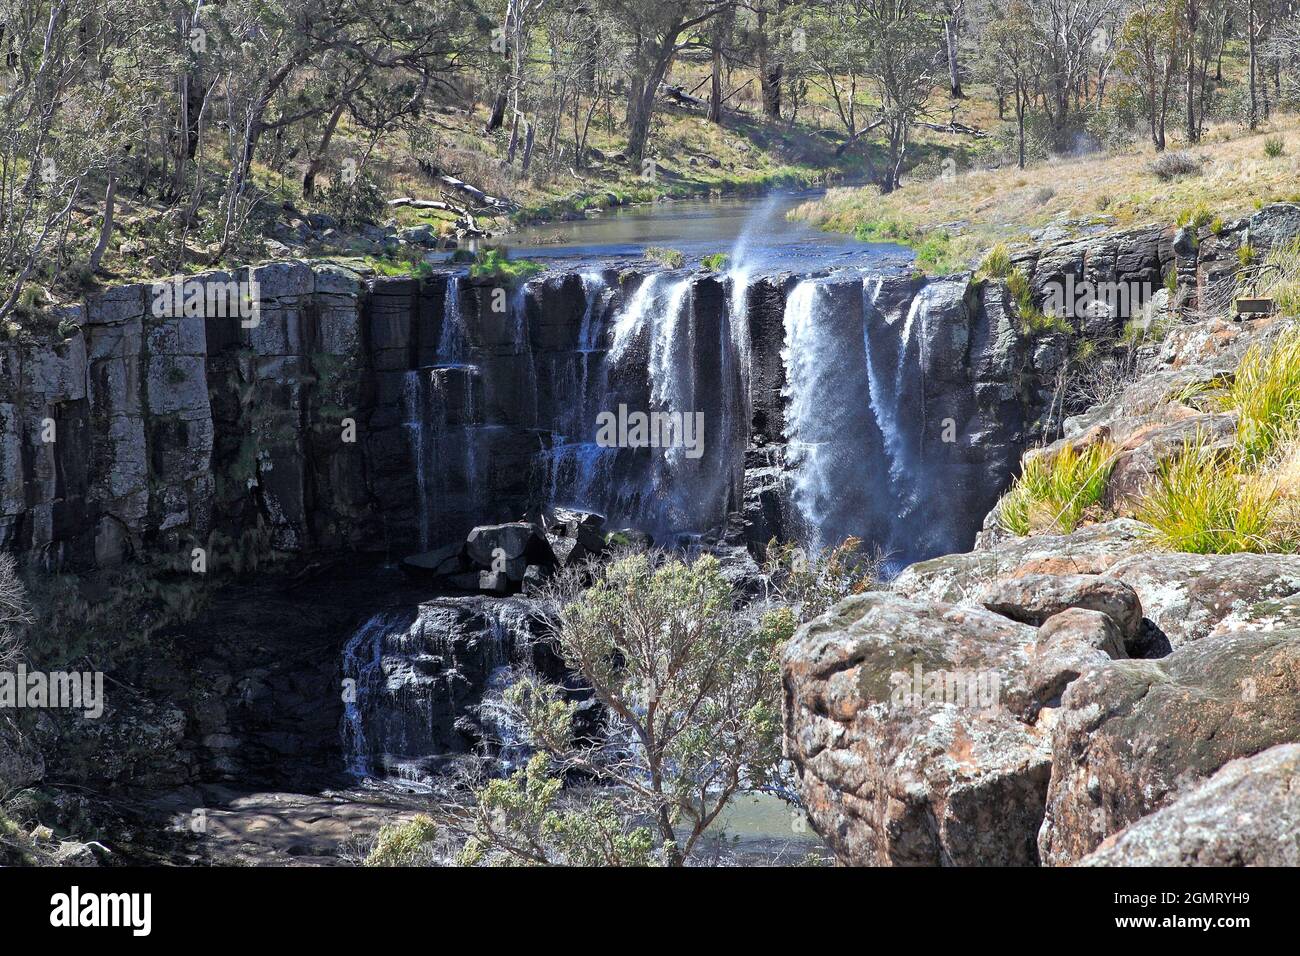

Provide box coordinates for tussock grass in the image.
[978,243,1013,279]
[999,441,1116,535]
[1149,151,1204,182]
[1222,323,1300,464]
[645,246,687,269]
[1253,239,1300,317]
[1137,437,1290,554]
[468,248,545,286]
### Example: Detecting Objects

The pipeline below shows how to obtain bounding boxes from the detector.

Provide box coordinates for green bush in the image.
[700,252,730,271]
[1265,136,1286,158]
[364,814,440,867]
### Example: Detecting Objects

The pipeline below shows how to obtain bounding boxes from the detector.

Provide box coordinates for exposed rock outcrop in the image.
[1077,743,1300,866]
[781,592,1053,865]
[1038,630,1300,866]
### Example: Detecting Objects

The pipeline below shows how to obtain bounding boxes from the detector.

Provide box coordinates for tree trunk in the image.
[1248,0,1258,130]
[89,167,117,273]
[755,6,781,120]
[1017,91,1026,169]
[1185,0,1199,142]
[945,17,963,98]
[485,92,507,132]
[302,99,347,198]
[709,39,723,123]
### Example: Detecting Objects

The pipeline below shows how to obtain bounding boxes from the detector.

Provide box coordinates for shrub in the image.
[1138,439,1287,554]
[318,169,387,229]
[645,246,686,269]
[453,551,785,866]
[1000,442,1116,535]
[1148,151,1203,181]
[0,553,31,673]
[364,814,440,867]
[700,252,730,271]
[1265,136,1286,158]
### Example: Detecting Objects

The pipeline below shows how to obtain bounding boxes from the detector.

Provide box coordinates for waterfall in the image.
[403,364,482,551]
[403,372,431,552]
[436,274,466,364]
[781,275,890,558]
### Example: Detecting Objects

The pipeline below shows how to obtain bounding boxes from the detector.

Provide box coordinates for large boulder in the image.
[979,573,1143,645]
[1039,630,1300,865]
[894,519,1154,604]
[1103,552,1300,648]
[781,592,1057,866]
[1079,743,1300,866]
[465,522,557,580]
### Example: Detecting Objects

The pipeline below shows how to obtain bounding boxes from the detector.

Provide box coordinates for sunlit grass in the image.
[999,441,1116,535]
[1137,437,1291,554]
[1222,323,1300,464]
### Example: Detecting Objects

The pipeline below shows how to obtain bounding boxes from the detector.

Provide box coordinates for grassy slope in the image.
[794,99,1300,274]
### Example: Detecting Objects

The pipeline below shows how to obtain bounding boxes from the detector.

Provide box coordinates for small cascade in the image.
[340,598,546,786]
[402,373,431,552]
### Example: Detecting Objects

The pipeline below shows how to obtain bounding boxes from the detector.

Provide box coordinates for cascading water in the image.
[403,363,483,551]
[436,273,467,363]
[340,598,543,786]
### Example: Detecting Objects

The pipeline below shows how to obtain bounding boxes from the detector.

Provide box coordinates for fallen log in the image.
[918,120,989,139]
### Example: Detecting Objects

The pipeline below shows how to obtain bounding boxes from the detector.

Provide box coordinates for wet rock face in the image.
[1078,743,1300,867]
[1039,630,1300,866]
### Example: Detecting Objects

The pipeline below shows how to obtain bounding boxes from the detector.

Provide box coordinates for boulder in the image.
[781,592,1054,866]
[1038,629,1300,865]
[465,522,557,571]
[1028,608,1127,708]
[1079,743,1300,866]
[894,519,1154,604]
[400,542,465,580]
[979,573,1143,644]
[1103,552,1300,647]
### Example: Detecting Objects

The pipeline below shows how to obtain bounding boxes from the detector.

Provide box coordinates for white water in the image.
[436,274,466,363]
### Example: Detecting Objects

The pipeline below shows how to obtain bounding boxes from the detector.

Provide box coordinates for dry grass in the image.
[792,115,1300,268]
